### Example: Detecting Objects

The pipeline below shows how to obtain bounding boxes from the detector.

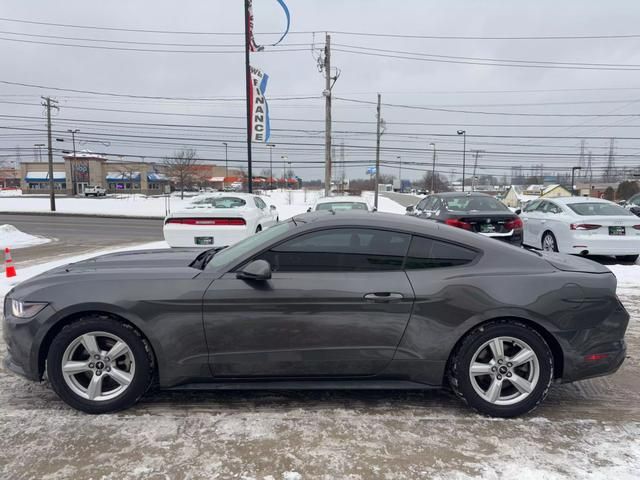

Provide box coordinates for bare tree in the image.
[164,149,198,199]
[117,163,140,197]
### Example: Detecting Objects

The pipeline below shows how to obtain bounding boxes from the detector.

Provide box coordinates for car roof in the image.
[432,192,496,198]
[549,196,613,205]
[315,196,369,203]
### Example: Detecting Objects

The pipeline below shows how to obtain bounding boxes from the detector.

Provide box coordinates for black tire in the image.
[47,315,154,414]
[616,254,639,263]
[541,231,559,252]
[448,320,553,418]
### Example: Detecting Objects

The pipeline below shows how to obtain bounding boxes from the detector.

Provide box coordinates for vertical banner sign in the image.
[247,0,291,52]
[250,66,271,142]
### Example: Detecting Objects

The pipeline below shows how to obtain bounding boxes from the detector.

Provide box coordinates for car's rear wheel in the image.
[541,231,558,252]
[616,254,639,263]
[47,316,153,413]
[448,320,553,417]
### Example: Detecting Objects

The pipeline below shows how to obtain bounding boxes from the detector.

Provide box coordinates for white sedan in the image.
[520,196,640,262]
[163,193,278,247]
[307,196,375,212]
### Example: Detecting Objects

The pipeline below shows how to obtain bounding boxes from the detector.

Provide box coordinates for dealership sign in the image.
[250,66,271,143]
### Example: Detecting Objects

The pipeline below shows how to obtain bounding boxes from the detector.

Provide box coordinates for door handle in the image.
[364,292,404,303]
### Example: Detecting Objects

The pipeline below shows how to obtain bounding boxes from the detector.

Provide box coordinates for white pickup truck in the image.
[84,185,107,197]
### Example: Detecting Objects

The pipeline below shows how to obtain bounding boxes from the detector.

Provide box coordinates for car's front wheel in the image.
[47,316,154,413]
[448,320,553,417]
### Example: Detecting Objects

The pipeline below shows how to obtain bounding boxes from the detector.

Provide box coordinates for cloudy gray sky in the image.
[3,0,640,182]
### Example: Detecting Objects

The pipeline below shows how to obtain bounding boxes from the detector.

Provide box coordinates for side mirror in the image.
[406,205,414,213]
[515,209,522,215]
[270,205,277,210]
[236,259,272,281]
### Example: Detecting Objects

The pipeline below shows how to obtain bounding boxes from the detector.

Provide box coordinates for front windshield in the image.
[316,202,368,211]
[444,195,509,212]
[567,202,633,216]
[191,197,246,208]
[629,195,640,206]
[206,221,293,269]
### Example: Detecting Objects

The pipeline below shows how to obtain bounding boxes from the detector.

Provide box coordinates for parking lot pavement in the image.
[0,290,638,479]
[0,213,164,267]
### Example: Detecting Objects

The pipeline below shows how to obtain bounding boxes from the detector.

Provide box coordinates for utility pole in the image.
[374,93,382,209]
[222,142,228,189]
[429,142,436,193]
[457,129,467,192]
[471,150,484,191]
[323,33,332,196]
[243,0,253,193]
[42,96,58,211]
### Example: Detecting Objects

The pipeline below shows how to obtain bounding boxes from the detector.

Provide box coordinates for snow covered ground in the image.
[0,224,50,250]
[0,190,406,219]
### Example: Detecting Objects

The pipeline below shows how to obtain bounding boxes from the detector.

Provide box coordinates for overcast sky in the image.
[3,0,640,182]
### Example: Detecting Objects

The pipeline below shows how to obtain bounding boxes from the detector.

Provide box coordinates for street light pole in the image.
[429,142,436,193]
[457,130,466,192]
[222,142,228,189]
[267,143,276,190]
[67,129,79,195]
[397,155,402,191]
[571,166,582,196]
[281,155,287,191]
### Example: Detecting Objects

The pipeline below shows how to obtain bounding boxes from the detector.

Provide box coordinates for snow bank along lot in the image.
[0,224,639,477]
[0,224,50,250]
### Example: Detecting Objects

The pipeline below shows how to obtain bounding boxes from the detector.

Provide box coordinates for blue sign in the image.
[366,166,377,175]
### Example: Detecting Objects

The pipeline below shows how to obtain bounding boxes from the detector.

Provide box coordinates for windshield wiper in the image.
[190,246,227,270]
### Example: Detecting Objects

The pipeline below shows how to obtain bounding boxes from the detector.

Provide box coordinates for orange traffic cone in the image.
[4,247,16,278]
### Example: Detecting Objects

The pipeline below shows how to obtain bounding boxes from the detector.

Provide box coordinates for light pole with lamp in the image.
[67,129,79,195]
[571,166,582,196]
[267,143,276,190]
[222,142,228,189]
[281,155,287,191]
[397,156,402,191]
[429,142,436,193]
[457,130,466,192]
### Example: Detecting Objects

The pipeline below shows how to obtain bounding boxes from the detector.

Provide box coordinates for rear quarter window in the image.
[405,235,478,269]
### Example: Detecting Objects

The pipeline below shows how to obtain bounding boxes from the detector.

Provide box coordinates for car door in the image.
[521,199,542,246]
[252,197,272,227]
[410,197,430,216]
[202,227,416,377]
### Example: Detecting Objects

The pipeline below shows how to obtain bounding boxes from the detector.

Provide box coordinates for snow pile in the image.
[0,188,21,197]
[0,224,50,250]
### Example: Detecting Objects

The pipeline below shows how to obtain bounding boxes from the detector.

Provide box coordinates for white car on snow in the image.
[520,196,640,262]
[307,195,375,212]
[163,193,279,247]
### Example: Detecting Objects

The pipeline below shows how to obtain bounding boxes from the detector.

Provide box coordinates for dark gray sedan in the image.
[3,212,628,417]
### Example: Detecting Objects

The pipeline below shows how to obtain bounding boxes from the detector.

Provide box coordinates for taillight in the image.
[633,225,640,230]
[584,353,609,362]
[570,223,601,231]
[165,217,246,226]
[445,218,472,230]
[505,218,523,230]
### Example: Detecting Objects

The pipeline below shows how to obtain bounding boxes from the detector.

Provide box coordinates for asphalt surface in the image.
[0,213,164,267]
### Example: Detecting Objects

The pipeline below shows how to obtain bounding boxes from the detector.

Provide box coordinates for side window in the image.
[546,202,561,214]
[416,198,429,211]
[254,197,266,209]
[535,201,548,212]
[523,200,540,213]
[254,228,411,272]
[405,236,477,270]
[423,197,439,211]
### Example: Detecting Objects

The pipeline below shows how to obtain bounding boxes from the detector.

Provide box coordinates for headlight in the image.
[10,299,48,319]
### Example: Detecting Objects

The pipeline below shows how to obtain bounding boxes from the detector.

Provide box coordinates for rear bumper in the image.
[567,232,640,255]
[481,230,523,246]
[163,224,249,248]
[559,300,629,383]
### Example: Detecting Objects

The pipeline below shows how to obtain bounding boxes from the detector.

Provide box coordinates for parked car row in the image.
[405,192,640,262]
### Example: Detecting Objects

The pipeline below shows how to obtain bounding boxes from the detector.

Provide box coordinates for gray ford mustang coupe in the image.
[3,212,628,417]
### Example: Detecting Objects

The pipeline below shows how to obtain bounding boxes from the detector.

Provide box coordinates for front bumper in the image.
[2,306,49,382]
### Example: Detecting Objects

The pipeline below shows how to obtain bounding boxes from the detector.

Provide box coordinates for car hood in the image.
[60,248,202,272]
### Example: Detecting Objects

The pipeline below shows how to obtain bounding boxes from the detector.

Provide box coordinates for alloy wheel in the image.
[61,331,136,402]
[542,234,556,252]
[468,336,540,406]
